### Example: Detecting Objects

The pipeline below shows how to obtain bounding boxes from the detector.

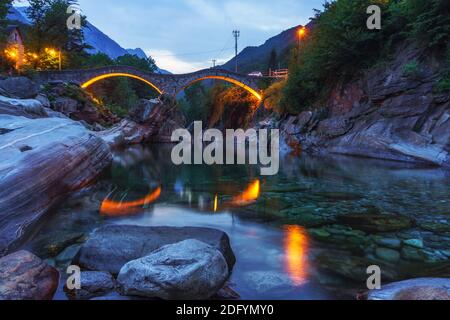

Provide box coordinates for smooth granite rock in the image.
[117,240,229,300]
[0,115,112,255]
[74,225,236,275]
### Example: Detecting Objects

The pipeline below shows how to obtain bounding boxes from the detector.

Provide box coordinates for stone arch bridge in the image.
[35,66,267,100]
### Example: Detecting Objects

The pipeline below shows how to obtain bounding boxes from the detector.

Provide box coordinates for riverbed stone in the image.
[375,238,402,249]
[243,271,293,294]
[117,239,229,300]
[316,251,398,282]
[0,250,59,300]
[403,239,424,249]
[375,247,401,263]
[65,271,115,300]
[401,246,426,262]
[75,225,236,275]
[337,213,413,233]
[367,278,450,300]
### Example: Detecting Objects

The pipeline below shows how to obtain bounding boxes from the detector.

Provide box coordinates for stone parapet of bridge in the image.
[34,66,265,100]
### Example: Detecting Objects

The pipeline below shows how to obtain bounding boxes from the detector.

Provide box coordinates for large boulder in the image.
[0,250,59,300]
[0,96,48,119]
[367,278,450,300]
[117,239,229,300]
[0,115,112,255]
[74,225,236,275]
[0,77,38,99]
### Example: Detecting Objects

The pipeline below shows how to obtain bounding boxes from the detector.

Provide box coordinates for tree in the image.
[268,48,278,73]
[0,0,13,45]
[26,0,88,69]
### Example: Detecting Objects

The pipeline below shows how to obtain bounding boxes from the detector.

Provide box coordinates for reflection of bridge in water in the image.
[35,66,275,100]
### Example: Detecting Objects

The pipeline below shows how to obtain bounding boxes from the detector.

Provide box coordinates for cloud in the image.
[146,49,210,74]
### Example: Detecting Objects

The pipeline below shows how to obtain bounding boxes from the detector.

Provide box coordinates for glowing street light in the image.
[298,26,307,39]
[297,26,307,61]
[45,48,62,71]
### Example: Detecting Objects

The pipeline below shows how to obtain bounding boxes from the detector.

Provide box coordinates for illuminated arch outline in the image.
[81,73,163,94]
[80,72,262,100]
[179,76,262,100]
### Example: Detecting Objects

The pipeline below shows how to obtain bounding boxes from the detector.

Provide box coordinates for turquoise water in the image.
[27,144,450,300]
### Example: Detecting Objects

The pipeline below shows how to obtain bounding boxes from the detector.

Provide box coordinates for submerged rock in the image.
[0,115,112,255]
[0,251,59,300]
[367,278,450,300]
[64,271,115,300]
[375,247,401,263]
[337,213,413,233]
[75,225,236,275]
[117,240,229,300]
[243,271,293,294]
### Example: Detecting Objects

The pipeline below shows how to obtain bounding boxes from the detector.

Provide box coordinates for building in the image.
[6,25,25,70]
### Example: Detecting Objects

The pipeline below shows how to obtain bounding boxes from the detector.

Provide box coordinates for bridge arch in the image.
[177,75,262,100]
[80,72,162,94]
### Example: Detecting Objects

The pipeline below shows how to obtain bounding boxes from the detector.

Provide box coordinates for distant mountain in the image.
[222,24,310,74]
[7,6,170,74]
[83,21,130,59]
[126,48,147,59]
[7,6,29,24]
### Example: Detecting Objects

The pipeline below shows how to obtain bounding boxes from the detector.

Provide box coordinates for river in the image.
[24,144,450,300]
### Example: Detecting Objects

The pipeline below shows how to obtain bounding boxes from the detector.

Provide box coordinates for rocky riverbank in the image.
[0,76,185,256]
[264,43,450,168]
[0,225,236,300]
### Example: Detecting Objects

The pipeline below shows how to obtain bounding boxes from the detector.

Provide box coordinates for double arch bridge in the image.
[35,66,266,100]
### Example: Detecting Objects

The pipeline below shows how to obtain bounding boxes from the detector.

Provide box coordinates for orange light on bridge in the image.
[232,179,260,206]
[81,73,163,95]
[100,187,162,217]
[284,225,309,286]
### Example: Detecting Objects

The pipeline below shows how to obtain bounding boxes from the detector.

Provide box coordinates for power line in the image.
[151,47,234,58]
[232,30,240,72]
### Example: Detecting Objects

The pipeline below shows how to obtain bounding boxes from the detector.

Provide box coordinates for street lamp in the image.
[297,26,307,61]
[45,48,62,71]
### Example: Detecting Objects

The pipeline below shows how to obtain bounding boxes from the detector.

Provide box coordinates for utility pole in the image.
[212,59,217,68]
[232,30,240,73]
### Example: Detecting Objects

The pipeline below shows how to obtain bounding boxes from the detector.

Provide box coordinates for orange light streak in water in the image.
[100,187,161,217]
[231,180,260,206]
[284,225,309,286]
[214,194,219,212]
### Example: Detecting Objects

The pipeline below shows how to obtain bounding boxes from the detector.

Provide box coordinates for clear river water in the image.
[25,144,450,300]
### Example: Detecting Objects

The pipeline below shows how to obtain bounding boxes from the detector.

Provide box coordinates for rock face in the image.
[44,82,119,127]
[277,43,450,167]
[117,240,229,300]
[74,225,236,275]
[0,96,48,119]
[0,115,112,255]
[64,271,115,300]
[0,77,38,99]
[367,278,450,300]
[98,95,185,147]
[0,251,59,300]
